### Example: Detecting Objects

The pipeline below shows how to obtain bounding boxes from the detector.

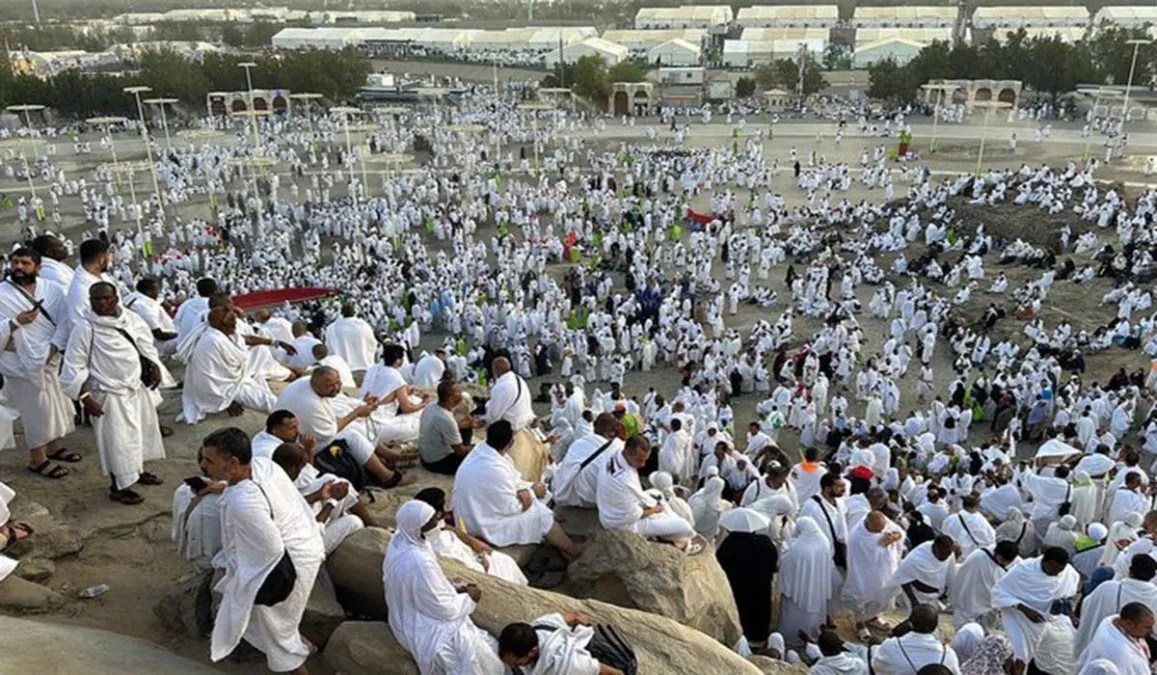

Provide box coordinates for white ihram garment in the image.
[61,309,165,490]
[323,316,378,372]
[597,450,695,540]
[178,327,276,424]
[0,279,74,448]
[843,520,903,621]
[992,556,1080,664]
[211,458,325,672]
[383,501,503,675]
[451,443,554,546]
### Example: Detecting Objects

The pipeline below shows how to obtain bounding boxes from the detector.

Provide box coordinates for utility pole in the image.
[796,42,806,100]
[30,0,40,24]
[559,33,565,89]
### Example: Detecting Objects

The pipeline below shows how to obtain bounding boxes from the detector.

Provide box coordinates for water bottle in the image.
[79,584,109,599]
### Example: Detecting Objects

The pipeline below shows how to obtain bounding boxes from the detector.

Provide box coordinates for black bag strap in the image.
[1015,522,1027,545]
[957,513,979,546]
[113,326,146,358]
[579,437,617,472]
[812,495,841,545]
[5,279,54,325]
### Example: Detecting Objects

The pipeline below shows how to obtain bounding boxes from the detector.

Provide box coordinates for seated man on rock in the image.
[171,448,227,570]
[452,421,587,558]
[274,367,414,489]
[178,306,281,423]
[597,434,698,553]
[413,487,528,585]
[271,442,376,553]
[498,612,626,675]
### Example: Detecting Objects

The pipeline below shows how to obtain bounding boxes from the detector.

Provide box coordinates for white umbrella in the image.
[719,507,770,534]
[1035,438,1081,462]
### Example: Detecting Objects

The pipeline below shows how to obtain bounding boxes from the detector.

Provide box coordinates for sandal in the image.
[109,488,144,505]
[47,448,82,463]
[138,472,164,486]
[0,522,33,554]
[158,425,174,438]
[378,471,415,489]
[27,460,69,479]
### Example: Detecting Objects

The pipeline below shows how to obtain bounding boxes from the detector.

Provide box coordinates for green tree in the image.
[867,58,917,101]
[607,59,647,83]
[735,76,756,98]
[220,24,245,48]
[754,55,827,96]
[570,54,611,103]
[1088,24,1156,87]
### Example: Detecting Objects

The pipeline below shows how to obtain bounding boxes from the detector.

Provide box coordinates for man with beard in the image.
[0,248,77,478]
[64,238,116,337]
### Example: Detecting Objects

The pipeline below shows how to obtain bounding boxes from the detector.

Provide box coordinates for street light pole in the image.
[1121,38,1152,151]
[238,61,260,147]
[124,85,163,209]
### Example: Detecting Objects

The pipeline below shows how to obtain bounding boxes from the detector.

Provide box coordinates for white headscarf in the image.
[951,623,985,661]
[688,475,730,539]
[778,516,832,613]
[384,500,436,577]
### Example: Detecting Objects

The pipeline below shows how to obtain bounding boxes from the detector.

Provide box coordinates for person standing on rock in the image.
[485,356,550,482]
[384,499,505,675]
[203,427,325,675]
[61,282,166,506]
[0,247,78,480]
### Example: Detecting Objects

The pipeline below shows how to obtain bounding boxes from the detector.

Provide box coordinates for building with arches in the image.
[921,78,1022,113]
[206,89,293,117]
[611,82,655,116]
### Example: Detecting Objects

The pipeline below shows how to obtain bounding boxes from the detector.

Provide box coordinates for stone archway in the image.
[231,99,248,113]
[272,95,288,113]
[974,87,993,102]
[253,96,269,112]
[209,96,227,117]
[613,90,629,115]
[951,87,969,104]
[998,87,1017,104]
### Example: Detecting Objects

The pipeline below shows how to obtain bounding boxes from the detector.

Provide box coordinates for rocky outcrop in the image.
[324,620,420,675]
[749,655,809,673]
[562,529,743,646]
[327,527,390,618]
[302,573,347,647]
[0,615,221,673]
[0,574,66,613]
[442,559,761,674]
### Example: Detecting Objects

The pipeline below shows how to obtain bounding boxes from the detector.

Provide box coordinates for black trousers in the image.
[421,452,464,476]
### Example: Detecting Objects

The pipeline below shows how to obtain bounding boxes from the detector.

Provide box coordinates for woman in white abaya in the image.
[383,500,503,675]
[778,516,832,647]
[687,473,732,542]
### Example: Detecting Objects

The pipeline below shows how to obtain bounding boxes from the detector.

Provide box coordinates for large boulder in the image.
[749,655,808,674]
[563,530,742,646]
[327,527,390,618]
[324,620,419,675]
[442,560,761,674]
[302,572,346,647]
[153,570,215,638]
[0,574,67,613]
[0,615,221,673]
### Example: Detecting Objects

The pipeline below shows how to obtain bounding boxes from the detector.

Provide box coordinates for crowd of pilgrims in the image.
[4,84,1157,674]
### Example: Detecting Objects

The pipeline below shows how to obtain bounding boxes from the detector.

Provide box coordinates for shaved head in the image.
[492,357,511,376]
[866,511,886,533]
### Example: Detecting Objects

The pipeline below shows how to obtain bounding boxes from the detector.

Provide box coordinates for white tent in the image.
[648,38,701,66]
[545,37,629,68]
[852,38,925,67]
[723,39,750,68]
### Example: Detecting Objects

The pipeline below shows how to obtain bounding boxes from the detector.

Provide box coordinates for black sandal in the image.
[379,470,415,489]
[47,448,82,463]
[27,460,69,479]
[109,488,144,505]
[0,522,33,554]
[138,472,164,486]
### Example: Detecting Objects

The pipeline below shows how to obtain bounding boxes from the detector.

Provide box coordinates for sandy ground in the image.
[0,111,1154,671]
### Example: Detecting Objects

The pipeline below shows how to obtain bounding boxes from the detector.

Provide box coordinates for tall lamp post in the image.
[330,106,365,204]
[123,85,163,206]
[1120,38,1152,152]
[238,61,261,147]
[1081,88,1116,162]
[921,83,954,154]
[972,100,1011,175]
[142,97,178,151]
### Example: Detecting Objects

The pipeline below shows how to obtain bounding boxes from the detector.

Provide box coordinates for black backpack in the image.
[313,439,372,500]
[532,623,638,675]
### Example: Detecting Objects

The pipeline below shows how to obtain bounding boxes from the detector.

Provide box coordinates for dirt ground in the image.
[0,113,1154,671]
